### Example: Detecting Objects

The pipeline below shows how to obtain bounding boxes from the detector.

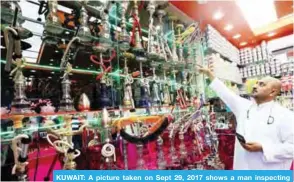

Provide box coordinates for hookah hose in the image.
[44,153,60,181]
[33,132,41,182]
[90,50,116,80]
[120,117,170,144]
[130,13,143,47]
[101,143,116,161]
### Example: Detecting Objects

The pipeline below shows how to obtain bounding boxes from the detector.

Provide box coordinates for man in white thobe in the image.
[198,65,294,170]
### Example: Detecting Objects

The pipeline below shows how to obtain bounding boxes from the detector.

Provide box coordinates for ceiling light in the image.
[233,34,241,39]
[48,77,52,79]
[51,71,55,74]
[240,42,247,46]
[236,0,277,30]
[198,0,207,4]
[55,50,59,53]
[267,32,276,37]
[65,31,70,35]
[30,70,36,73]
[50,59,54,62]
[49,63,53,66]
[75,66,79,68]
[30,75,34,78]
[213,10,224,20]
[224,24,233,31]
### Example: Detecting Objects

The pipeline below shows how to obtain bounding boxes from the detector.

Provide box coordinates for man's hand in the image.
[241,142,263,152]
[197,64,215,81]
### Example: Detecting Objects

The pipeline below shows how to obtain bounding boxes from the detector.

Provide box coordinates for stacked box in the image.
[205,25,240,63]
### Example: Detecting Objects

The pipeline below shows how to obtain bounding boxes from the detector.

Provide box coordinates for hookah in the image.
[4,27,31,113]
[59,37,81,112]
[101,108,116,169]
[150,62,162,111]
[44,0,63,37]
[162,65,172,107]
[90,52,115,108]
[135,124,148,170]
[118,1,131,51]
[169,16,179,63]
[146,0,159,61]
[176,24,185,63]
[182,70,190,105]
[93,0,112,53]
[175,71,187,109]
[155,8,172,62]
[156,136,166,169]
[77,0,93,43]
[130,0,150,109]
[122,55,135,109]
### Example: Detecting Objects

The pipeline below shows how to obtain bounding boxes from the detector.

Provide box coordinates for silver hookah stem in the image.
[157,136,166,169]
[123,139,128,170]
[147,1,156,54]
[136,143,145,169]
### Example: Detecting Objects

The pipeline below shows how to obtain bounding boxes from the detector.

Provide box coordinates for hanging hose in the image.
[4,27,21,72]
[60,37,81,69]
[90,50,116,80]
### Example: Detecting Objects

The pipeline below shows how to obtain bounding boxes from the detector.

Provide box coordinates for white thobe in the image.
[210,78,294,170]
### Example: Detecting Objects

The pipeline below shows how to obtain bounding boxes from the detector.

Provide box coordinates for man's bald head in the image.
[251,76,281,104]
[261,76,282,96]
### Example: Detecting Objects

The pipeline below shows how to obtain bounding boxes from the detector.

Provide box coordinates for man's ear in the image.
[270,88,278,97]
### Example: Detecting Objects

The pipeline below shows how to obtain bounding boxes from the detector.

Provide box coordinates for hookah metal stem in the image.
[123,139,128,169]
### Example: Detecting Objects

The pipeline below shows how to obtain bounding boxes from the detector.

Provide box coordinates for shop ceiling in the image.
[170,0,293,48]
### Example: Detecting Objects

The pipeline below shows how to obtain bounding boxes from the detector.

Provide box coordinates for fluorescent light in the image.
[268,32,276,37]
[213,11,224,20]
[236,0,277,30]
[30,70,36,73]
[233,34,241,39]
[240,42,247,46]
[224,24,234,31]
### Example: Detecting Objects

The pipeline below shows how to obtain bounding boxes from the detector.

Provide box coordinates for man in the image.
[198,64,294,170]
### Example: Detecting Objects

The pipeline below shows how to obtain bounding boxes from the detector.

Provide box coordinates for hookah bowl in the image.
[139,85,150,108]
